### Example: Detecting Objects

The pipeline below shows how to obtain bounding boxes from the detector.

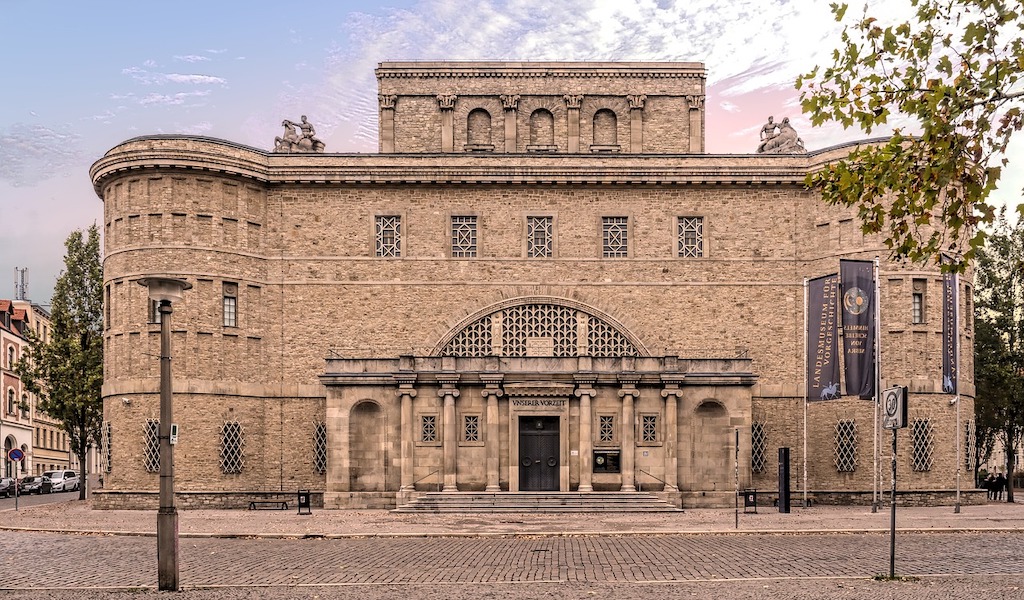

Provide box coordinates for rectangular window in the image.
[834,419,857,473]
[912,278,927,324]
[313,421,327,475]
[104,422,113,474]
[451,216,477,258]
[376,215,402,257]
[911,418,934,472]
[143,419,160,473]
[223,282,237,327]
[150,299,162,324]
[602,216,628,258]
[421,415,437,443]
[640,414,658,443]
[105,284,111,330]
[598,415,615,443]
[751,422,768,474]
[677,216,704,258]
[463,414,480,442]
[219,420,245,474]
[527,216,552,258]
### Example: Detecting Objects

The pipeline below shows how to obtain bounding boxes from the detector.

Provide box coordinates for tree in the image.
[973,209,1024,502]
[797,0,1024,272]
[17,225,103,501]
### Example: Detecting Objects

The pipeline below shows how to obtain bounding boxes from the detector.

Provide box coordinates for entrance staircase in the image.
[393,491,682,513]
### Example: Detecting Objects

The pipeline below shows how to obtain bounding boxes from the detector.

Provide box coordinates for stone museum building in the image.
[90,62,977,510]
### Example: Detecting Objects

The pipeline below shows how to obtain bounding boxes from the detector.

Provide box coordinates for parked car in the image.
[43,470,79,492]
[0,477,14,498]
[20,475,52,494]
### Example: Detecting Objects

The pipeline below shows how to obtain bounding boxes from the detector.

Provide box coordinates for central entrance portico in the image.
[518,416,560,491]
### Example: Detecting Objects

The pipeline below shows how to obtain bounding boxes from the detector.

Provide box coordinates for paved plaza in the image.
[2,499,1024,598]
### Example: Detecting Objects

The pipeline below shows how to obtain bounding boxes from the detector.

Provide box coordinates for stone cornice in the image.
[91,136,889,196]
[376,61,706,80]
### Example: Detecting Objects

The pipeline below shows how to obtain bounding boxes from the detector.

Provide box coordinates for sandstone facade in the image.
[89,63,975,509]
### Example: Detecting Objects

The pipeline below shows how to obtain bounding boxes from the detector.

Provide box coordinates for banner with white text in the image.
[807,273,841,401]
[840,259,876,399]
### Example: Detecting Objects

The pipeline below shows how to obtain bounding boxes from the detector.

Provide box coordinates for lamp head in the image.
[137,277,192,304]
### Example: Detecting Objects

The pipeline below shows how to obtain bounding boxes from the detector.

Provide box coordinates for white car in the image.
[43,470,79,492]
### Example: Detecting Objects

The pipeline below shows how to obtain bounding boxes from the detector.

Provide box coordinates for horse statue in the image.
[273,116,326,153]
[819,381,840,400]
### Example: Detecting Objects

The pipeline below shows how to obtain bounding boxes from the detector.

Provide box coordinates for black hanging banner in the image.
[942,267,958,394]
[807,273,841,401]
[840,259,876,399]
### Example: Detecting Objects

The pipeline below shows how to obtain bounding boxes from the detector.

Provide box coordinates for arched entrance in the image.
[348,401,386,491]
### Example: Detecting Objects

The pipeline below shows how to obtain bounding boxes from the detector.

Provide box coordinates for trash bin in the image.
[742,488,757,513]
[297,489,312,515]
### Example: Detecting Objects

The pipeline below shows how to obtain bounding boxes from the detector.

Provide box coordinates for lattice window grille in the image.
[588,317,637,357]
[376,215,401,257]
[441,315,492,357]
[527,216,552,257]
[104,422,113,474]
[451,216,477,258]
[834,420,857,472]
[678,216,704,258]
[599,415,615,442]
[911,418,934,472]
[464,415,480,442]
[219,421,246,474]
[421,415,437,442]
[965,419,976,472]
[313,421,327,475]
[751,422,768,474]
[502,304,577,357]
[602,217,628,258]
[143,419,160,473]
[641,415,657,443]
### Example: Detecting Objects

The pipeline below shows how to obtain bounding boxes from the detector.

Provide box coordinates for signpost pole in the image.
[889,427,897,578]
[8,448,25,511]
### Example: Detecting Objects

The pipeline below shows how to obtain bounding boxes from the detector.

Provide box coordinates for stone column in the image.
[618,377,641,492]
[660,384,683,492]
[686,94,704,153]
[379,94,397,153]
[396,376,418,492]
[437,94,457,153]
[564,95,583,153]
[481,375,504,492]
[574,377,597,492]
[627,94,646,153]
[501,95,520,153]
[438,376,460,491]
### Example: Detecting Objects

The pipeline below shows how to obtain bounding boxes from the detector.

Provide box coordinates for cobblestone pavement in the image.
[2,530,1023,591]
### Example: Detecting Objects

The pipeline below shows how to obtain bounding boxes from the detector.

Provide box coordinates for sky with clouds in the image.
[1,0,1020,304]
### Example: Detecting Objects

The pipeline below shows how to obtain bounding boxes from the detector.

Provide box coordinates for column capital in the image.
[481,387,504,399]
[438,388,461,399]
[396,388,418,399]
[574,387,597,398]
[501,94,521,111]
[378,94,397,110]
[437,94,458,110]
[618,387,640,399]
[563,94,583,109]
[685,94,704,110]
[627,94,647,110]
[660,387,684,399]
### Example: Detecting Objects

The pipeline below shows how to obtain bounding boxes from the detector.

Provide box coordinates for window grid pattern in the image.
[441,315,492,357]
[641,415,657,443]
[143,419,160,473]
[599,415,615,443]
[527,216,552,257]
[464,415,480,442]
[219,421,245,474]
[602,217,628,258]
[912,293,923,324]
[834,420,858,472]
[965,419,976,472]
[678,216,704,258]
[911,418,934,472]
[313,421,327,475]
[751,422,768,473]
[376,216,402,257]
[503,304,577,357]
[451,216,477,258]
[104,422,113,474]
[223,296,237,327]
[588,318,638,357]
[421,415,437,442]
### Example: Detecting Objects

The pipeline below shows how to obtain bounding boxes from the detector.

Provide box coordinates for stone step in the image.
[393,491,683,513]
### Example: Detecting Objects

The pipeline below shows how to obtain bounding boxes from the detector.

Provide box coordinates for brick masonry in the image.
[89,62,974,510]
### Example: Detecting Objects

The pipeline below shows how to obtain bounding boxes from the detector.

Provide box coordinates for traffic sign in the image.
[882,386,908,430]
[7,448,25,462]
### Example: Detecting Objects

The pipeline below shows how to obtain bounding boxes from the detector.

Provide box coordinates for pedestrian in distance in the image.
[995,473,1007,501]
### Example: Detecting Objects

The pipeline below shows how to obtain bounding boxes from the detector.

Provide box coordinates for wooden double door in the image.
[518,416,559,491]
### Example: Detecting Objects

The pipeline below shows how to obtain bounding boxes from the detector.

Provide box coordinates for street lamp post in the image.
[138,277,191,592]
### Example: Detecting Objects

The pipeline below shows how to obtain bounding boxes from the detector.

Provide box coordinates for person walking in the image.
[985,473,996,500]
[995,473,1007,501]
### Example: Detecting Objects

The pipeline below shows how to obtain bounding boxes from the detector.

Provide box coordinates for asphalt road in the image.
[0,489,80,510]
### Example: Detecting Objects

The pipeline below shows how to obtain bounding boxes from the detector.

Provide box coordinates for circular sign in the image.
[884,389,899,417]
[7,448,25,462]
[843,287,869,315]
